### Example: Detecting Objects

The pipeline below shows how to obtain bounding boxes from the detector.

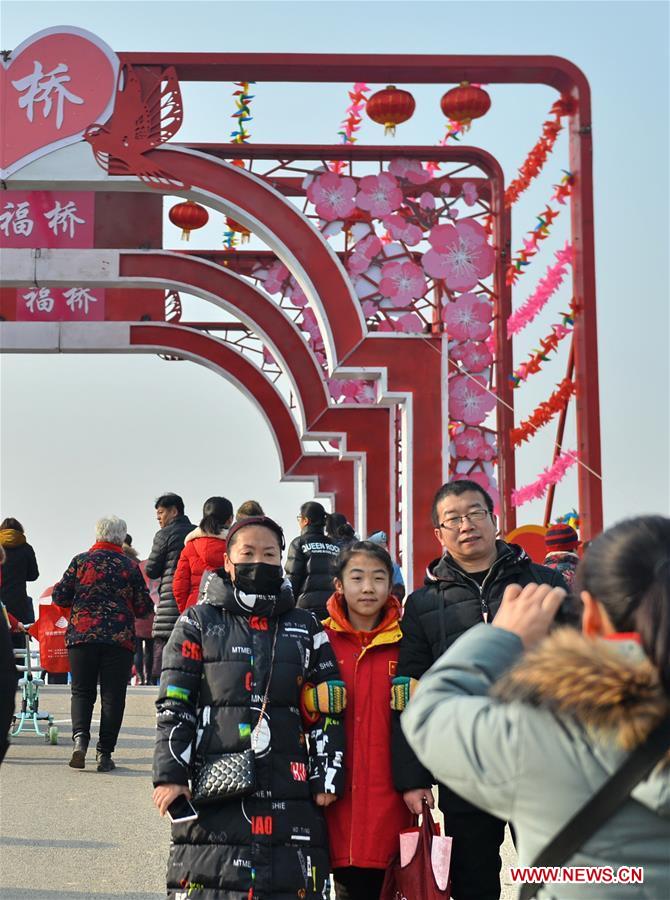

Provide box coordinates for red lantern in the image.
[440,82,491,129]
[225,217,251,243]
[168,200,209,241]
[366,85,416,137]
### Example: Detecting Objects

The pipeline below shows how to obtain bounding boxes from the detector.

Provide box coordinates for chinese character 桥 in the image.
[12,61,84,130]
[22,287,55,314]
[0,202,34,238]
[44,200,85,239]
[63,287,97,316]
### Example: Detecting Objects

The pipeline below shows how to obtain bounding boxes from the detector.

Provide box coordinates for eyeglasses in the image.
[438,509,489,531]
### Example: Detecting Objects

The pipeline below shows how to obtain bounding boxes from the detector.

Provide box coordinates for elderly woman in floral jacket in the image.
[53,515,152,772]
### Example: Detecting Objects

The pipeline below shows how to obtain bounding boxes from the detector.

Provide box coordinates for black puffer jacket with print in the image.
[153,572,345,899]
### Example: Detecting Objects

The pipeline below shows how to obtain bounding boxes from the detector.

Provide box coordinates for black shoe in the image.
[69,735,88,769]
[96,751,116,772]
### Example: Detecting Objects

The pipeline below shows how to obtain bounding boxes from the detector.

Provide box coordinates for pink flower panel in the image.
[449,375,496,425]
[443,293,493,342]
[388,158,432,185]
[454,340,493,373]
[306,172,357,222]
[379,260,427,306]
[383,214,423,246]
[424,220,494,291]
[356,172,404,218]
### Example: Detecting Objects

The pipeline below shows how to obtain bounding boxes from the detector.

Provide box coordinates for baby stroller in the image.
[11,633,58,744]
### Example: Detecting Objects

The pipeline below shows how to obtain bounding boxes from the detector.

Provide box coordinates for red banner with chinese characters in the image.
[16,286,105,321]
[0,190,95,248]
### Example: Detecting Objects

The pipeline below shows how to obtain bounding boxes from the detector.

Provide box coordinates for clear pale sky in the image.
[1,0,668,604]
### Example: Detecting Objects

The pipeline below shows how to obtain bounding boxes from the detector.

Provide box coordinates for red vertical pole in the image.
[544,341,575,525]
[494,206,516,532]
[568,78,603,541]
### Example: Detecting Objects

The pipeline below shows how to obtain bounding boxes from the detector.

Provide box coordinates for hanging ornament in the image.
[440,82,491,129]
[225,216,251,243]
[168,200,209,241]
[366,85,416,136]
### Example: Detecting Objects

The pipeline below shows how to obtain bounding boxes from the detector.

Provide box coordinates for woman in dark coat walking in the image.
[0,518,39,647]
[52,515,153,772]
[153,516,346,899]
[285,502,341,622]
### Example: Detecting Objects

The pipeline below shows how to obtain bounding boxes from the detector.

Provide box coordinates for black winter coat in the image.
[0,609,18,764]
[153,572,346,899]
[0,540,39,623]
[392,541,569,810]
[285,525,340,619]
[145,515,193,640]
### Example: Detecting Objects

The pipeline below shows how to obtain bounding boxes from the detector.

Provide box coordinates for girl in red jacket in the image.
[172,496,233,613]
[322,541,413,900]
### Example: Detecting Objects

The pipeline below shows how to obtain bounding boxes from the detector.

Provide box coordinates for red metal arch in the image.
[130,322,359,517]
[114,251,394,543]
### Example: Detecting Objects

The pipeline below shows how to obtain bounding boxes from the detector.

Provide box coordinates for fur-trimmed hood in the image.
[184,526,228,544]
[493,628,670,754]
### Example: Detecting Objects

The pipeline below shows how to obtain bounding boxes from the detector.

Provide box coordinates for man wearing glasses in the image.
[392,479,567,900]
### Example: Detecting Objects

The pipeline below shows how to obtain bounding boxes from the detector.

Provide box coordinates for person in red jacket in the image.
[172,496,233,613]
[322,541,413,900]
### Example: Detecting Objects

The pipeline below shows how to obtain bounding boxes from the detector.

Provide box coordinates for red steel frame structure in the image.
[1,50,602,580]
[118,52,602,541]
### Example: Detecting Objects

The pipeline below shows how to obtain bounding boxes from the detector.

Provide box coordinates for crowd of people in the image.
[1,485,669,900]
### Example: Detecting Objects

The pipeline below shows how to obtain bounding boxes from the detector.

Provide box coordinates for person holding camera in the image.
[401,515,670,900]
[391,479,568,900]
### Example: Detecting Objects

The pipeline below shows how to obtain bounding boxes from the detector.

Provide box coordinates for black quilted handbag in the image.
[191,624,278,805]
[192,748,255,804]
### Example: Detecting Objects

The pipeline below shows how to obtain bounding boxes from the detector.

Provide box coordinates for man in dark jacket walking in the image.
[392,479,569,900]
[285,501,341,622]
[145,494,193,675]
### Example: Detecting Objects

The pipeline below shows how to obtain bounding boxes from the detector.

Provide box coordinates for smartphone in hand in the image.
[167,795,198,823]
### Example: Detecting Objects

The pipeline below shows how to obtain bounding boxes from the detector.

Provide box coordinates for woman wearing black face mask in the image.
[152,516,346,900]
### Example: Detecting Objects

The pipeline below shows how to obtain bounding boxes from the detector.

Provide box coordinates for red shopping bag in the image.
[381,805,452,900]
[28,604,70,673]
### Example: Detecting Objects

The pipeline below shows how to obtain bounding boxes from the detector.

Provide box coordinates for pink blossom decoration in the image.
[306,171,357,222]
[453,427,495,460]
[263,261,290,295]
[449,375,496,426]
[299,308,321,343]
[395,312,424,332]
[262,347,276,366]
[453,340,493,373]
[423,220,495,292]
[440,181,452,197]
[388,158,432,185]
[383,214,423,246]
[462,182,478,206]
[356,172,403,218]
[287,278,308,308]
[379,260,427,306]
[419,191,436,210]
[443,293,493,341]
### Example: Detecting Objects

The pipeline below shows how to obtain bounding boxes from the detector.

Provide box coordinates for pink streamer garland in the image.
[506,242,573,338]
[331,83,370,175]
[511,449,578,507]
